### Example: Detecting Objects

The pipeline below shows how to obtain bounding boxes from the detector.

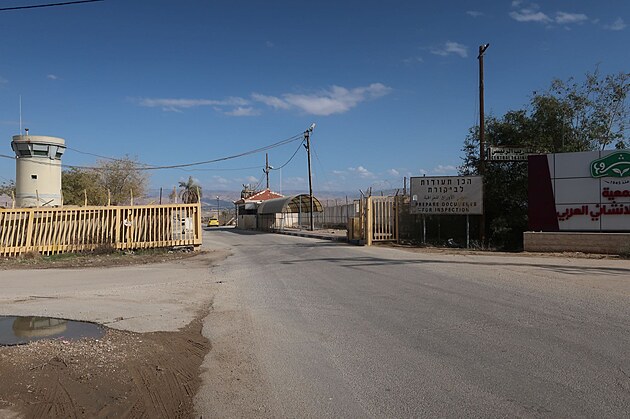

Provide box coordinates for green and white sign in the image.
[590,151,630,178]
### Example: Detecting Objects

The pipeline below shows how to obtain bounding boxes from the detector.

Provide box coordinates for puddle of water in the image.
[0,316,105,346]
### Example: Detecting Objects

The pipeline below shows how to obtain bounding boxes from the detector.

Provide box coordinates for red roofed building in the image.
[234,189,284,205]
[235,188,284,229]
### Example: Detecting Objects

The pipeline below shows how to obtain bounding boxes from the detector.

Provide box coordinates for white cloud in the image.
[139,98,212,108]
[431,41,468,58]
[251,93,291,110]
[332,170,345,175]
[418,169,428,176]
[388,169,400,177]
[348,166,375,178]
[46,74,59,80]
[605,17,627,31]
[283,177,306,187]
[245,176,258,183]
[432,165,457,174]
[466,11,484,18]
[253,83,391,116]
[370,180,394,190]
[136,96,249,112]
[224,107,260,117]
[555,12,588,24]
[212,176,230,185]
[285,84,392,116]
[140,83,390,116]
[510,3,588,26]
[265,41,275,48]
[509,9,551,23]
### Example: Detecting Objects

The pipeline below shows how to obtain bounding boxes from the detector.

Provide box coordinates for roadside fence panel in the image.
[0,203,201,257]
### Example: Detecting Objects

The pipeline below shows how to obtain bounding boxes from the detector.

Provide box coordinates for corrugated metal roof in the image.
[257,194,323,214]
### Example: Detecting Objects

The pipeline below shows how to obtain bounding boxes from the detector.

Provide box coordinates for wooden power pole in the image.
[304,125,315,231]
[264,153,271,189]
[478,43,489,247]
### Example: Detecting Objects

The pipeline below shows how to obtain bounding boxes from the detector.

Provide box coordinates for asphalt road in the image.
[196,228,630,418]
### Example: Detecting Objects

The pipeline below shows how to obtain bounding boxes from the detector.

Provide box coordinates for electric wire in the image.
[134,133,304,171]
[68,146,266,172]
[0,0,103,11]
[182,165,265,172]
[251,172,265,191]
[0,131,305,172]
[269,139,305,171]
[0,153,114,171]
[64,146,155,167]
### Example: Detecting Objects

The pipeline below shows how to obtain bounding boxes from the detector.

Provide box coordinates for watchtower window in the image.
[31,174,38,180]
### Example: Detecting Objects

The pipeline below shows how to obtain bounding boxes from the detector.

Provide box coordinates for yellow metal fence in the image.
[0,203,202,257]
[347,196,399,245]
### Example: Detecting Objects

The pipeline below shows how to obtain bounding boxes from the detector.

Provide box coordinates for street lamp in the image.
[216,196,220,221]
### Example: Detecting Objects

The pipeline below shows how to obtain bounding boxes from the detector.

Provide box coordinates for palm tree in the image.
[178,176,202,203]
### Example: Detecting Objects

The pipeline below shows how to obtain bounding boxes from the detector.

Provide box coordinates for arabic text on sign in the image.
[557,204,630,221]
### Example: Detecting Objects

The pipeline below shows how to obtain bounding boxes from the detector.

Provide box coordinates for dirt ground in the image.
[0,247,204,271]
[0,248,219,418]
[0,309,210,418]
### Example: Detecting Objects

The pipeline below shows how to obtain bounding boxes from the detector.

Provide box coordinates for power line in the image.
[251,172,265,191]
[65,146,157,167]
[0,0,103,12]
[0,131,305,172]
[0,153,106,171]
[270,140,305,170]
[183,165,265,172]
[66,146,266,172]
[134,133,304,171]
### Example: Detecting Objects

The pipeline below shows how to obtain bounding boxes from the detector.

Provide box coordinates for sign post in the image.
[410,176,484,215]
[410,176,483,248]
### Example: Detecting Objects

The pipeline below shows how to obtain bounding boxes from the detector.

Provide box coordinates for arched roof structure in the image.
[257,194,323,214]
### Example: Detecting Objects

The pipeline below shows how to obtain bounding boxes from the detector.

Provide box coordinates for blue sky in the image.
[0,0,628,198]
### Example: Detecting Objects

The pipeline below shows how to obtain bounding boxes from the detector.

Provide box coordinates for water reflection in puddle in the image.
[0,316,105,346]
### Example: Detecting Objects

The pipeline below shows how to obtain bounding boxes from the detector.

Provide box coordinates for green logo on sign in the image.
[590,151,630,178]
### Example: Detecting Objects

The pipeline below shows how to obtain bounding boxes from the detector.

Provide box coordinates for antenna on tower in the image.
[19,95,22,135]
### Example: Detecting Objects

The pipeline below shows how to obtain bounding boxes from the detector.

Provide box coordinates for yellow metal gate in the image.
[348,196,398,245]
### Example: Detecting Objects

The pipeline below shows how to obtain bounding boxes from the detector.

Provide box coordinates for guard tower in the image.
[11,130,66,207]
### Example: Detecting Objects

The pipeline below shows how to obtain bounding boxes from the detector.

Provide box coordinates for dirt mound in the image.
[0,311,210,418]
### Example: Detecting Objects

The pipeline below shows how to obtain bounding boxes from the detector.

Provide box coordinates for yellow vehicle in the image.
[207,217,219,227]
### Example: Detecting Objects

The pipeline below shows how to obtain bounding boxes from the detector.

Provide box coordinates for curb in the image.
[273,230,348,243]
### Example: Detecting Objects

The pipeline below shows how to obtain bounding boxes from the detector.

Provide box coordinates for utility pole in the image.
[264,153,271,190]
[304,124,315,231]
[478,43,489,247]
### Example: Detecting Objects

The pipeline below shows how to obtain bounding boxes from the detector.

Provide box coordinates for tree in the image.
[0,179,15,197]
[538,69,629,150]
[97,157,149,205]
[460,115,532,250]
[168,187,177,203]
[62,168,106,205]
[459,70,629,250]
[178,176,202,204]
[61,156,149,206]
